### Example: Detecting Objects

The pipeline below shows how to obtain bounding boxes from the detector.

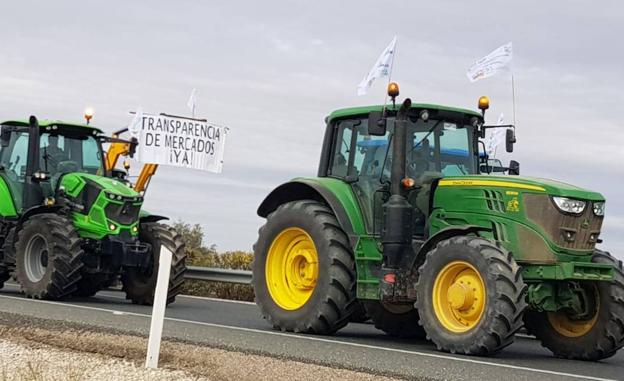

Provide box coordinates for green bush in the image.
[171,221,255,301]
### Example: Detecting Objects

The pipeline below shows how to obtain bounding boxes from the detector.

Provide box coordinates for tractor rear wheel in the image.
[363,301,426,338]
[122,223,186,305]
[14,214,84,299]
[524,250,624,360]
[252,200,356,334]
[415,236,527,355]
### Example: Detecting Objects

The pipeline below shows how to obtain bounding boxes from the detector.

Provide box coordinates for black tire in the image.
[363,300,426,338]
[73,273,117,297]
[524,250,624,360]
[122,223,186,305]
[415,236,527,355]
[252,200,356,334]
[349,300,370,323]
[0,266,10,290]
[14,213,84,299]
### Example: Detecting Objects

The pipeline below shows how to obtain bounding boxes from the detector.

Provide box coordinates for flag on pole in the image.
[357,36,397,96]
[187,88,197,117]
[466,42,513,83]
[128,107,143,139]
[485,113,506,157]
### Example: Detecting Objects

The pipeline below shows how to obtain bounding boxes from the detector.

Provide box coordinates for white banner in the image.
[466,42,513,83]
[134,113,227,173]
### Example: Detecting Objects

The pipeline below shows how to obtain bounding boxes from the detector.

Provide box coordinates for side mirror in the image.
[506,129,516,152]
[0,127,10,147]
[509,160,520,175]
[368,111,386,136]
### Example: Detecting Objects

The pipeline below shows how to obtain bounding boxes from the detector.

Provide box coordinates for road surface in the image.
[0,284,621,381]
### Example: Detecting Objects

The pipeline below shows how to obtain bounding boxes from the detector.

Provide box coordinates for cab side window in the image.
[330,123,353,178]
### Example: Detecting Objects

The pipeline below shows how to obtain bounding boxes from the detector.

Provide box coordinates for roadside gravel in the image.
[0,312,401,381]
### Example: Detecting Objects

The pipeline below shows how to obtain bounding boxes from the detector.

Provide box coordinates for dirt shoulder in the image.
[0,312,401,381]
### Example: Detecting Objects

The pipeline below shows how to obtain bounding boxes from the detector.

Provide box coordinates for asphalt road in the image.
[0,284,622,381]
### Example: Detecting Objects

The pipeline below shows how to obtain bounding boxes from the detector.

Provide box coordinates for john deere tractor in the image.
[252,83,624,360]
[0,116,186,304]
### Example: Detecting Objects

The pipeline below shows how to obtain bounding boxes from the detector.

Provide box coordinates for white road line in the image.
[97,291,256,306]
[0,294,615,381]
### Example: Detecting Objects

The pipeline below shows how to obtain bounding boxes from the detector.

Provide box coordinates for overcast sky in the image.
[1,1,622,257]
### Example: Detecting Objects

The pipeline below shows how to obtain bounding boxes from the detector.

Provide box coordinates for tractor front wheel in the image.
[122,223,186,305]
[14,214,84,299]
[415,236,527,355]
[524,250,624,360]
[252,200,356,334]
[363,301,426,338]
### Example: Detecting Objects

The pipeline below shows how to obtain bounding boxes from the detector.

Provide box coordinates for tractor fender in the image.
[139,214,169,224]
[257,180,357,246]
[411,224,492,269]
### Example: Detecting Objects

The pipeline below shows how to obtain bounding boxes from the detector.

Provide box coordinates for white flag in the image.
[486,114,506,156]
[187,88,197,116]
[128,107,143,139]
[467,42,513,83]
[357,36,397,96]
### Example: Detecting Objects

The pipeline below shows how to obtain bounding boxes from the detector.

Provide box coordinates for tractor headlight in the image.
[553,197,586,215]
[109,223,117,231]
[593,202,605,216]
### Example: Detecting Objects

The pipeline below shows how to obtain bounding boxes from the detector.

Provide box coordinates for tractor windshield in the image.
[40,132,104,178]
[330,117,477,182]
[329,116,477,234]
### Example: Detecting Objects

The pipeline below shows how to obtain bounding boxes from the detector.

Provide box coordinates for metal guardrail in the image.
[184,266,252,284]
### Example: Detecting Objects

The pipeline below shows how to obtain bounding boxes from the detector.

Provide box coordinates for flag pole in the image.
[383,36,398,109]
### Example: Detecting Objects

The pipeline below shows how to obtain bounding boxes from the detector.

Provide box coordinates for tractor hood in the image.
[439,175,605,201]
[60,173,140,199]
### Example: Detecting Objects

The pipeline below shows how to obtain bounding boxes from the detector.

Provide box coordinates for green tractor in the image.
[252,84,624,360]
[0,116,186,304]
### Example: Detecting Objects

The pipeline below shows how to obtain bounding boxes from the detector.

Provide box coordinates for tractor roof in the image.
[327,103,482,123]
[1,119,103,134]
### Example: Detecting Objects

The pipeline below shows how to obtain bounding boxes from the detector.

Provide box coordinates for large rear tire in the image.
[14,214,84,299]
[415,236,527,355]
[252,200,356,334]
[524,250,624,360]
[122,223,186,305]
[363,300,426,338]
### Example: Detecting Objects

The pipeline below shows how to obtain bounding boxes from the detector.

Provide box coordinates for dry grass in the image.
[0,322,399,381]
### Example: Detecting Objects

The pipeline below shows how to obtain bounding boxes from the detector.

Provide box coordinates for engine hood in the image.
[439,175,604,201]
[60,173,140,198]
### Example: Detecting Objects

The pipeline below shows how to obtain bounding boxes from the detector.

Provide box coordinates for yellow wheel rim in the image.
[265,227,319,310]
[547,286,599,338]
[432,261,486,333]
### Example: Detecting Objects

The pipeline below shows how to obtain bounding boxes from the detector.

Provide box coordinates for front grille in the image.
[524,194,603,251]
[105,201,141,225]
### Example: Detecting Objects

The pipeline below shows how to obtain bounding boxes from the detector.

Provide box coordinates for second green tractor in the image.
[0,116,186,305]
[252,84,624,360]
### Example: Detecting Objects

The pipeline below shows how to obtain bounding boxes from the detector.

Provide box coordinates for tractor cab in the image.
[325,103,481,237]
[0,117,105,212]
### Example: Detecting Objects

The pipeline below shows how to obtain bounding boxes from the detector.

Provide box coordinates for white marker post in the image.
[145,245,173,369]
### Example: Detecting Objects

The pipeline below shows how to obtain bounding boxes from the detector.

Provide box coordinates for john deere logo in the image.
[581,219,590,229]
[506,197,520,212]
